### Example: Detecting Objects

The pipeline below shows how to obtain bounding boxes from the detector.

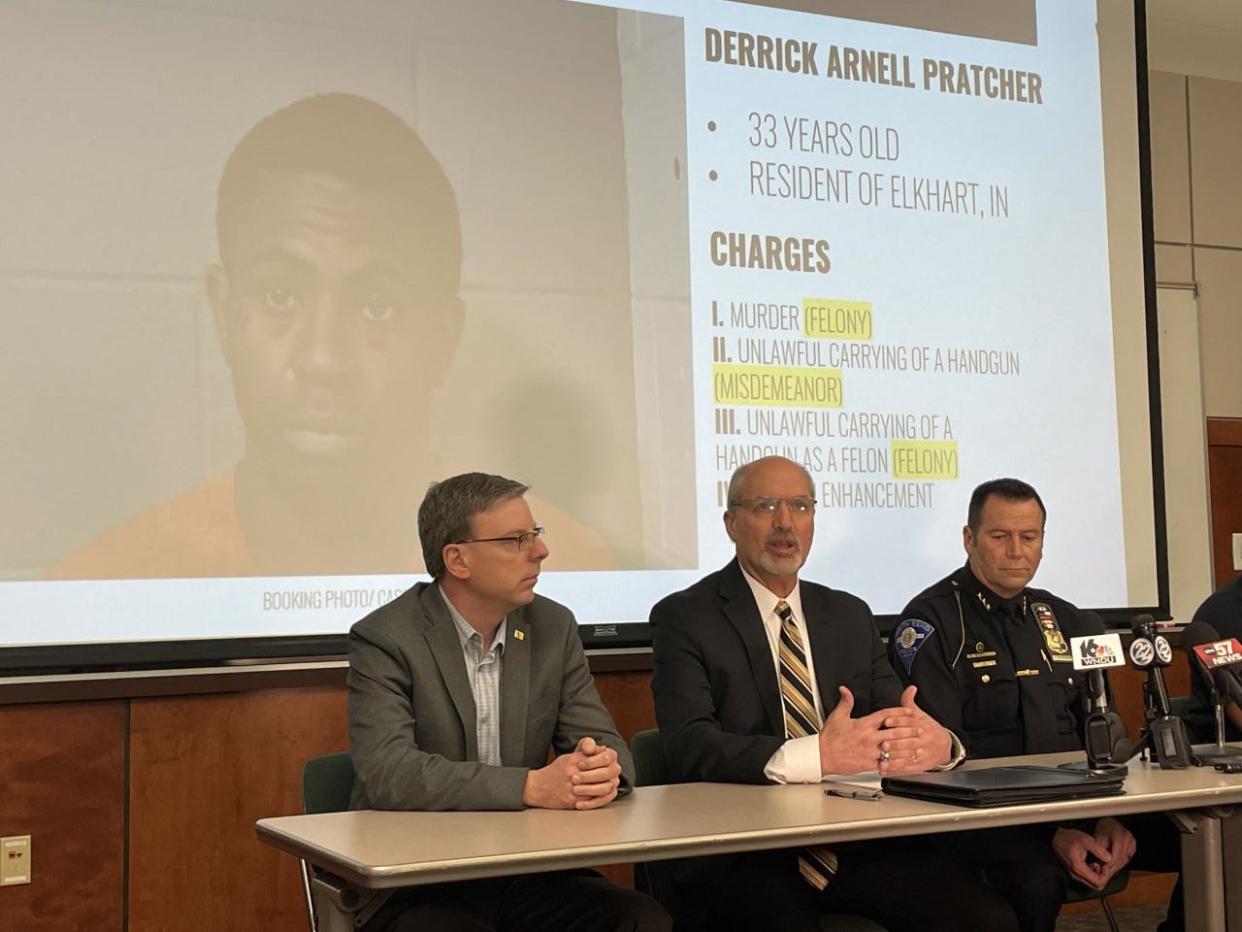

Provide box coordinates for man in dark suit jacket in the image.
[349,471,670,932]
[1189,573,1242,741]
[650,456,1018,932]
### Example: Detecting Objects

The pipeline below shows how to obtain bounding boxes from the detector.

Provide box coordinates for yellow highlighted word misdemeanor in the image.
[891,440,958,479]
[803,298,873,341]
[713,364,843,408]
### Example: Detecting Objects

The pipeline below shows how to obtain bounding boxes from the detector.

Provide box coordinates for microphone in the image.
[1181,620,1242,763]
[1183,621,1242,704]
[1129,614,1174,709]
[1068,618,1130,769]
[1128,613,1193,768]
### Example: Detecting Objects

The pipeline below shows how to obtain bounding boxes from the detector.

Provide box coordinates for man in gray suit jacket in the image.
[349,472,670,932]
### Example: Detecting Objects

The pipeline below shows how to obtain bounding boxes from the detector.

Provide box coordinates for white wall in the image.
[1145,8,1241,614]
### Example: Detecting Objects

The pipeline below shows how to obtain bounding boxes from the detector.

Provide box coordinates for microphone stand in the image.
[1129,679,1155,764]
[1127,669,1194,769]
[1063,669,1130,772]
[1192,674,1242,765]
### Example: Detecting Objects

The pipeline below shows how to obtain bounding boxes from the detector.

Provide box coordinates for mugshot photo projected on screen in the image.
[0,0,694,585]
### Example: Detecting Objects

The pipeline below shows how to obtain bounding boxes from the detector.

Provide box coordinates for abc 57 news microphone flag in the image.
[1182,620,1242,763]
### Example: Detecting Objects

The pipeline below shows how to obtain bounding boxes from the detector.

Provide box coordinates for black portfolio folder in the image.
[881,765,1126,808]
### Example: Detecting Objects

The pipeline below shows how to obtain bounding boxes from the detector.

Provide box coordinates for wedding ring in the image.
[879,749,891,764]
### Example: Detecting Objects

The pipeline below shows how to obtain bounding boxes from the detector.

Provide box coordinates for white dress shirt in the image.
[738,568,828,784]
[740,567,964,784]
[441,590,507,768]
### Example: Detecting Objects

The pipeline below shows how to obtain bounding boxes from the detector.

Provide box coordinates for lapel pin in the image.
[514,629,525,641]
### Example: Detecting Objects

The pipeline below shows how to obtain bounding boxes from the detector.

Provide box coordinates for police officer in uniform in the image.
[891,478,1183,932]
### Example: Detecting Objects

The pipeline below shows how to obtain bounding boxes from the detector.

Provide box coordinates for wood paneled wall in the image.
[1110,661,1191,742]
[126,688,349,932]
[1207,419,1242,588]
[0,659,1195,931]
[594,671,657,743]
[0,701,126,932]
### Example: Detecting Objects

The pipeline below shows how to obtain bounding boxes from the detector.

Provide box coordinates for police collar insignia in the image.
[893,618,935,673]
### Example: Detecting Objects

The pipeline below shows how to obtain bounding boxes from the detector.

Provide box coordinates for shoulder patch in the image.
[892,619,935,673]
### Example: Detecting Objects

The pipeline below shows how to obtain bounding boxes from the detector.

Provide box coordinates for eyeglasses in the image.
[456,527,545,551]
[730,497,816,515]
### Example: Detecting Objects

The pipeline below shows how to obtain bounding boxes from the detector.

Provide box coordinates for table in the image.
[257,752,1242,931]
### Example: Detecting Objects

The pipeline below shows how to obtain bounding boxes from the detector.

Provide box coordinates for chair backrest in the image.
[630,728,671,787]
[302,752,355,814]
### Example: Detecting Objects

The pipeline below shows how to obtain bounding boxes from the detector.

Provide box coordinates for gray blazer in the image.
[348,581,634,811]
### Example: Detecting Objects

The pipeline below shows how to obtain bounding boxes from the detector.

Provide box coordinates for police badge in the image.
[1031,602,1071,661]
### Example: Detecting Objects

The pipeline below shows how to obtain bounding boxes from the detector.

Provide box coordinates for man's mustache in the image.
[766,531,799,548]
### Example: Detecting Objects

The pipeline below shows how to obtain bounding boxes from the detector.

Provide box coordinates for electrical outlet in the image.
[1233,533,1242,572]
[1,836,31,886]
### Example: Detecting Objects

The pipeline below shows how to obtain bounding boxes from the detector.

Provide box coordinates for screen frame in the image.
[0,0,1169,675]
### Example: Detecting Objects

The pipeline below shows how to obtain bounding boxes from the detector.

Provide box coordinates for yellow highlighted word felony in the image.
[713,364,843,408]
[803,298,873,340]
[891,440,958,479]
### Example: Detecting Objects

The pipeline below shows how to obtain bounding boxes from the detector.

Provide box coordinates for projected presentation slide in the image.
[0,0,1157,653]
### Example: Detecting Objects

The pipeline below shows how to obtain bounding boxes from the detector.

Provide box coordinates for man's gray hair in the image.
[419,472,529,579]
[726,457,814,508]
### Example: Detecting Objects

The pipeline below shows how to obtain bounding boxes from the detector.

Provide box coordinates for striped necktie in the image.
[775,599,838,892]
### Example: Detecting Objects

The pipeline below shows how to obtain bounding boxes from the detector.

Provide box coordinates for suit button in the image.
[981,674,991,684]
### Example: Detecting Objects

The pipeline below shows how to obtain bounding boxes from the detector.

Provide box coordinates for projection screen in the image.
[0,0,1163,668]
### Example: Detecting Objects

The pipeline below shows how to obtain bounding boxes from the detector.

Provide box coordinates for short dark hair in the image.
[216,93,461,295]
[418,472,530,579]
[967,478,1046,533]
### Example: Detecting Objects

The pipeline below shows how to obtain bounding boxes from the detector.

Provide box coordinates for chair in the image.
[1062,868,1129,932]
[631,728,671,788]
[303,751,354,815]
[300,752,355,932]
[630,728,676,915]
[628,729,885,932]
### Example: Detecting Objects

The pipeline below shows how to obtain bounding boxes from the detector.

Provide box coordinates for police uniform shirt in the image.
[890,564,1092,760]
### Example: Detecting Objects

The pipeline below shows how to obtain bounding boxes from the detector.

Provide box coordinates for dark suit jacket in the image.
[1189,574,1242,741]
[348,581,634,811]
[650,559,902,785]
[648,560,901,924]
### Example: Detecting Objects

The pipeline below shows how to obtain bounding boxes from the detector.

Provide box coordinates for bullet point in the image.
[709,170,718,181]
[707,120,717,132]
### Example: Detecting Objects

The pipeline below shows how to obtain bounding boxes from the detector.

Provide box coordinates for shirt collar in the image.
[739,564,805,623]
[439,587,507,655]
[961,562,1026,620]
